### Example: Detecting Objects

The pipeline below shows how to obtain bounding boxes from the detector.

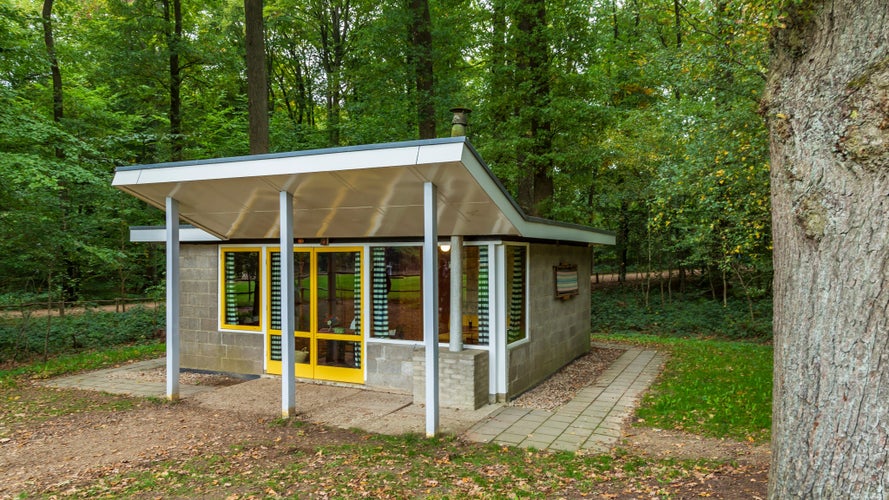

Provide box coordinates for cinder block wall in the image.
[179,244,264,375]
[507,243,591,398]
[365,342,416,393]
[413,349,490,410]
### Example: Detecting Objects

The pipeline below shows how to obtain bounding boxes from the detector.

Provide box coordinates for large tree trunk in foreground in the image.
[765,0,889,497]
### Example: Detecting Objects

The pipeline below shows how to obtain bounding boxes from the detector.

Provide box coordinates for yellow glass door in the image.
[267,247,363,384]
[313,249,363,383]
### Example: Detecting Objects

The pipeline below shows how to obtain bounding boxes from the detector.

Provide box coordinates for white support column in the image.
[423,181,440,437]
[486,243,499,399]
[165,197,181,401]
[449,235,463,352]
[494,244,508,400]
[280,191,296,418]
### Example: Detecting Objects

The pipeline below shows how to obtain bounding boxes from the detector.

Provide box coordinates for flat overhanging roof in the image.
[113,137,615,245]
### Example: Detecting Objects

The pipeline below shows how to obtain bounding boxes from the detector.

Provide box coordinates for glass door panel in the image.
[267,247,363,384]
[267,250,312,375]
[314,250,363,383]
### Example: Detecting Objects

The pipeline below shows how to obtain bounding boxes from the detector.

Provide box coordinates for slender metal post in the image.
[449,235,463,352]
[423,182,439,437]
[280,191,296,418]
[165,197,180,401]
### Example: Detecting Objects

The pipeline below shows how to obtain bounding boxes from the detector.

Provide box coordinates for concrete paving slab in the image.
[463,347,665,453]
[40,344,665,452]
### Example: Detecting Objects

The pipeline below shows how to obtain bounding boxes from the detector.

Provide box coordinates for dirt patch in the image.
[107,365,248,387]
[622,426,770,467]
[0,389,358,497]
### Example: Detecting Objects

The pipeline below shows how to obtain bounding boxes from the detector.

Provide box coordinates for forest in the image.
[0,0,774,306]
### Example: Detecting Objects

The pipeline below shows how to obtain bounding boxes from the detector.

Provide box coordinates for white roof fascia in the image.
[112,141,461,188]
[114,138,615,246]
[130,226,220,243]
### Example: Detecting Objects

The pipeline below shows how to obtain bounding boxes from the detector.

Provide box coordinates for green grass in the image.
[73,432,725,498]
[596,332,772,441]
[0,342,164,387]
[0,342,166,437]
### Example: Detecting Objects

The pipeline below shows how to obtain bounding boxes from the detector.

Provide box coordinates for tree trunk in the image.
[245,0,269,154]
[765,0,889,496]
[408,0,435,139]
[672,0,681,101]
[41,0,63,129]
[164,0,184,161]
[514,0,553,217]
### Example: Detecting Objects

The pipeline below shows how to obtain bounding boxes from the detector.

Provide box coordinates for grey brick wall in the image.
[179,244,263,375]
[413,349,490,410]
[365,342,417,393]
[507,243,591,398]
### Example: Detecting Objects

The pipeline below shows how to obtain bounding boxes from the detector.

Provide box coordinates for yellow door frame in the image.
[266,246,364,384]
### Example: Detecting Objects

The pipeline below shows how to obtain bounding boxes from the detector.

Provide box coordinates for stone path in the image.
[464,347,665,452]
[43,346,665,452]
[43,358,217,398]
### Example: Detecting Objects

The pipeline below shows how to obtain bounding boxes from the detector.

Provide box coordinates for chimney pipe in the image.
[449,107,471,137]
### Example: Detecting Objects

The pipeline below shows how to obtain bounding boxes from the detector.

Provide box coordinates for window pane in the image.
[270,335,311,364]
[506,246,527,343]
[370,247,423,340]
[270,251,312,332]
[223,250,261,327]
[437,246,490,346]
[316,339,361,368]
[317,251,360,334]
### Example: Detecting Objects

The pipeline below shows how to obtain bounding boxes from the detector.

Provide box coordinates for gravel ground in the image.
[107,365,250,386]
[508,346,625,410]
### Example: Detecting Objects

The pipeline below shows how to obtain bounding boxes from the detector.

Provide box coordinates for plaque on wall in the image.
[554,263,579,300]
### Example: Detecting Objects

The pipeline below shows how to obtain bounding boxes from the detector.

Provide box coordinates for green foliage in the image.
[596,333,772,442]
[592,285,772,340]
[0,306,164,364]
[0,0,776,301]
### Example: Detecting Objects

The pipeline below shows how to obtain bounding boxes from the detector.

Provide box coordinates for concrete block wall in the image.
[508,243,591,398]
[413,349,490,410]
[364,342,416,393]
[179,244,264,375]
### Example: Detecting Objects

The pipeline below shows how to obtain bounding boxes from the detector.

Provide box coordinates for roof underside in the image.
[112,137,615,245]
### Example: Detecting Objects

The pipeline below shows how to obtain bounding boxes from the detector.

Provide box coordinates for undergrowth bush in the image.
[0,306,164,363]
[591,285,772,340]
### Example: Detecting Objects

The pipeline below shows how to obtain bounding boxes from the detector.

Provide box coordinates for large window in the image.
[221,248,262,330]
[369,245,489,345]
[371,246,422,340]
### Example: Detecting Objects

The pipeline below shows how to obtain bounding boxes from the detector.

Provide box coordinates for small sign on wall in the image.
[554,263,579,300]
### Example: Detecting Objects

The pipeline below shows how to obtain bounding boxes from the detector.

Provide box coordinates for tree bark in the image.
[514,0,553,217]
[245,0,270,154]
[765,0,889,497]
[408,0,435,139]
[313,0,351,147]
[41,0,63,129]
[164,0,184,161]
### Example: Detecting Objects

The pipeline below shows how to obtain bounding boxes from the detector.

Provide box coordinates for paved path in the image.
[42,358,220,398]
[464,347,665,453]
[43,346,665,452]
